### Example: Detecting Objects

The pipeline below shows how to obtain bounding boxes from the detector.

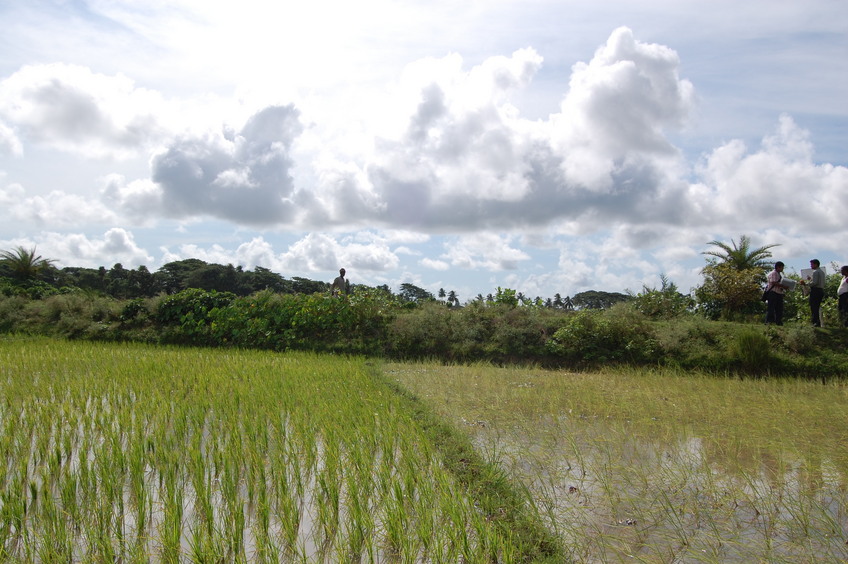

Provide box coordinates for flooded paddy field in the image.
[389,363,848,563]
[0,338,542,562]
[3,336,846,563]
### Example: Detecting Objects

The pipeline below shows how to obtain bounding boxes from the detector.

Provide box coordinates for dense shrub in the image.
[0,295,28,332]
[630,287,693,319]
[546,304,659,364]
[154,288,236,344]
[120,298,149,324]
[388,302,456,359]
[2,286,848,377]
[208,289,394,354]
[387,302,562,363]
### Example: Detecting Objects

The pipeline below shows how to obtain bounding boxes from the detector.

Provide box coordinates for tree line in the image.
[0,246,623,310]
[1,235,845,323]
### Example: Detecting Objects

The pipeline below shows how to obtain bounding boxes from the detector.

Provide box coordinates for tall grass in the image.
[0,337,550,562]
[389,361,848,562]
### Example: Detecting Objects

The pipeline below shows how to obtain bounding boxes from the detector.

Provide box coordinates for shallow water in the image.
[465,413,848,563]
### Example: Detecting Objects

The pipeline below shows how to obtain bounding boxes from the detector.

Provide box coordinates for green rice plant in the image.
[3,337,560,562]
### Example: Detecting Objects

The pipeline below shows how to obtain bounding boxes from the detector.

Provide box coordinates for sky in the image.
[1,0,846,302]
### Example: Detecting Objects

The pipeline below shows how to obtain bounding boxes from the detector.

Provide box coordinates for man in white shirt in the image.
[806,259,826,327]
[838,265,848,327]
[765,261,789,325]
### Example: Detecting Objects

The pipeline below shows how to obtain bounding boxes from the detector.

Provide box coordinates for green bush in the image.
[208,289,394,353]
[154,288,236,345]
[388,302,456,359]
[120,298,149,324]
[0,295,28,332]
[780,325,816,354]
[546,304,659,364]
[387,302,561,363]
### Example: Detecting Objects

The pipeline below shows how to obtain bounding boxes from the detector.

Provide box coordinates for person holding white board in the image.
[799,259,826,327]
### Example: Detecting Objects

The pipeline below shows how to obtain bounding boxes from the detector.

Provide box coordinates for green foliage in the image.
[630,275,693,319]
[0,246,57,281]
[388,301,561,363]
[3,281,848,378]
[702,235,777,271]
[571,290,631,310]
[696,263,761,320]
[120,298,149,324]
[155,288,237,344]
[0,295,28,332]
[493,287,518,307]
[546,305,659,364]
[208,289,395,354]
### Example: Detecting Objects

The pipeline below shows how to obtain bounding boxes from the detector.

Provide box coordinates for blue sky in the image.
[1,0,846,302]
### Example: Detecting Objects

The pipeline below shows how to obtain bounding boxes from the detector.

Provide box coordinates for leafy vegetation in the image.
[3,241,848,378]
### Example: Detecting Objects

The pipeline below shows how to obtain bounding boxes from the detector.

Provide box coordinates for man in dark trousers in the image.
[765,261,789,325]
[805,259,826,327]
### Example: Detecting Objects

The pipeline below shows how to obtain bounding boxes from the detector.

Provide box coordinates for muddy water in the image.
[464,414,848,562]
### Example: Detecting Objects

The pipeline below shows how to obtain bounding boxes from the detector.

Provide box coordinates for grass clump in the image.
[729,328,772,374]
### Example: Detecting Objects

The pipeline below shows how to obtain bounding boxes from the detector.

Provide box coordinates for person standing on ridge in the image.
[765,261,789,325]
[802,259,825,327]
[838,265,848,327]
[331,268,347,297]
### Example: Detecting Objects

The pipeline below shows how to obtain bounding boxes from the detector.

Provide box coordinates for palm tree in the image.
[0,246,56,281]
[447,290,458,307]
[702,235,778,271]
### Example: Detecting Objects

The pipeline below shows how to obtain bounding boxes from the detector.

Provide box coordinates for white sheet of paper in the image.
[801,267,826,282]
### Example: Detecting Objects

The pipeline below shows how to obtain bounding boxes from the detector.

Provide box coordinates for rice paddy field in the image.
[2,337,847,562]
[388,362,848,563]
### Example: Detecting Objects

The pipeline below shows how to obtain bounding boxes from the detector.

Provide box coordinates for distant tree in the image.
[128,265,158,297]
[438,288,446,300]
[702,235,778,272]
[186,264,241,294]
[59,267,107,292]
[398,282,435,304]
[572,290,630,310]
[0,246,56,281]
[291,276,328,295]
[244,266,290,293]
[447,290,458,307]
[156,259,209,294]
[494,287,519,307]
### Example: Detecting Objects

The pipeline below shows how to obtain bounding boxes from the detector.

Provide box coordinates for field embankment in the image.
[4,288,848,378]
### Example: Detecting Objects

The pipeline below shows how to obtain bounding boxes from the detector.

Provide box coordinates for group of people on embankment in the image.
[765,259,848,327]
